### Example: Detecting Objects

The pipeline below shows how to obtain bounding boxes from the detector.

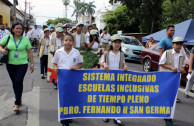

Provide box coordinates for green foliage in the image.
[103,6,140,35]
[162,0,194,28]
[46,18,72,25]
[80,50,99,69]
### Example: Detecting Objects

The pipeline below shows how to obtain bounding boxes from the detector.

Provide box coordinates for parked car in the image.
[140,43,190,82]
[121,36,144,61]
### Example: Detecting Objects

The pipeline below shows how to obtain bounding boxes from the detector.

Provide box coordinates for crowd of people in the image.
[0,22,194,126]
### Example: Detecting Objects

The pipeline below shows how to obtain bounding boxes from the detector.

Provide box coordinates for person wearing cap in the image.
[70,26,77,34]
[100,34,127,126]
[50,23,63,40]
[37,28,50,79]
[101,28,111,50]
[50,27,64,47]
[159,37,186,126]
[87,30,101,49]
[72,23,87,49]
[62,24,69,35]
[92,23,97,29]
[184,46,194,98]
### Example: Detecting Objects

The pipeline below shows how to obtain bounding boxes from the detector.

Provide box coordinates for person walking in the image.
[0,22,34,113]
[159,37,186,126]
[37,28,50,79]
[31,25,40,51]
[100,34,128,126]
[184,47,194,98]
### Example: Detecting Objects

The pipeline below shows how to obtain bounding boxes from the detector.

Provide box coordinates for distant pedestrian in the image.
[37,28,50,79]
[52,34,83,126]
[184,47,194,98]
[31,25,40,51]
[0,22,34,113]
[0,23,10,65]
[72,23,87,50]
[159,37,186,126]
[100,34,128,126]
[101,28,111,50]
[146,37,155,48]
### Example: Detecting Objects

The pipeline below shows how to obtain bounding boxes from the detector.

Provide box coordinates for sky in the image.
[15,0,110,25]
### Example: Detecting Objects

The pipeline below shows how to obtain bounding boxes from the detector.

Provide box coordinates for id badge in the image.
[14,52,19,58]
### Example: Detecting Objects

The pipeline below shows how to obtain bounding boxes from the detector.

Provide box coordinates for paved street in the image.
[0,54,194,126]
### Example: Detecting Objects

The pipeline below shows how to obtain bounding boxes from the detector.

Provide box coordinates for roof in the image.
[2,0,13,6]
[142,19,194,44]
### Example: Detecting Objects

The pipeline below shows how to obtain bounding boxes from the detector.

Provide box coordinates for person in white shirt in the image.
[100,34,128,126]
[101,28,111,50]
[50,27,64,47]
[37,28,50,79]
[86,25,93,43]
[39,25,48,40]
[72,23,87,49]
[0,23,10,41]
[87,30,101,49]
[31,25,40,51]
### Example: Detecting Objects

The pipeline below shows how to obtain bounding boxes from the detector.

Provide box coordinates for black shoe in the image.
[103,118,109,123]
[176,98,181,103]
[165,119,173,126]
[69,119,73,123]
[114,119,124,126]
[184,94,189,98]
[41,74,45,79]
[61,120,69,126]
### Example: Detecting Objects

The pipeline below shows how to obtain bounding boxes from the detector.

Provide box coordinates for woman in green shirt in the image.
[0,22,34,113]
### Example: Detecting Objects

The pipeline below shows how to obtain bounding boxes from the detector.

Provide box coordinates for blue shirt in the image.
[159,37,173,51]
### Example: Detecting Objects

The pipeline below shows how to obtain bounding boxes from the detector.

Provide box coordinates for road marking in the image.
[26,86,40,126]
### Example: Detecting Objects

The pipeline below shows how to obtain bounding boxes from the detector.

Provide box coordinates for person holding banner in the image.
[100,34,128,126]
[184,47,194,98]
[159,37,186,126]
[52,34,83,126]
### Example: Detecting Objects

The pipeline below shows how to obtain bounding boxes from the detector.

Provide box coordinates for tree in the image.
[71,0,86,22]
[162,0,194,28]
[85,1,96,24]
[109,0,165,33]
[63,0,70,18]
[46,19,54,26]
[103,6,140,35]
[46,18,72,25]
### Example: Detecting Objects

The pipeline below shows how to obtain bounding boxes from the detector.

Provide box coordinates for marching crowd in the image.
[0,22,194,126]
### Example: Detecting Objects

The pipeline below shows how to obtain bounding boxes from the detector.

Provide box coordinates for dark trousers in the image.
[6,64,28,105]
[40,55,48,75]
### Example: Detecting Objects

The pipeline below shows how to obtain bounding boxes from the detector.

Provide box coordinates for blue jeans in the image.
[6,64,28,105]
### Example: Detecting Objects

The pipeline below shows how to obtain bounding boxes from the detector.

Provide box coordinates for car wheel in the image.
[143,59,152,72]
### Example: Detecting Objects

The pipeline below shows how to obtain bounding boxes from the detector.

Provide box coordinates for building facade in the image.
[0,0,12,28]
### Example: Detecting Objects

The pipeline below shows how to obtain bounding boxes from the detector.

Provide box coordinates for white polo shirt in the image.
[0,29,10,41]
[101,51,125,70]
[86,41,99,49]
[101,33,110,44]
[43,38,50,55]
[52,47,83,69]
[31,28,40,39]
[56,37,62,46]
[159,49,186,70]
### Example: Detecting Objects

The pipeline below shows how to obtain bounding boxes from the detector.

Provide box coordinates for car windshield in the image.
[122,37,142,46]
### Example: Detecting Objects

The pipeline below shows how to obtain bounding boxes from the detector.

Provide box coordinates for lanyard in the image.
[14,36,23,51]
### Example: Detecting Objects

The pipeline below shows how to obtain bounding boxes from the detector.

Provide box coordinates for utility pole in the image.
[13,0,17,24]
[24,0,27,27]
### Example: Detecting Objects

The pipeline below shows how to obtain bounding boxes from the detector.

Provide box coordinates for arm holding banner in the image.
[70,63,82,70]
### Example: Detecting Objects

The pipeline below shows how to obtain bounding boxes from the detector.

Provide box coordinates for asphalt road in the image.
[0,55,194,126]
